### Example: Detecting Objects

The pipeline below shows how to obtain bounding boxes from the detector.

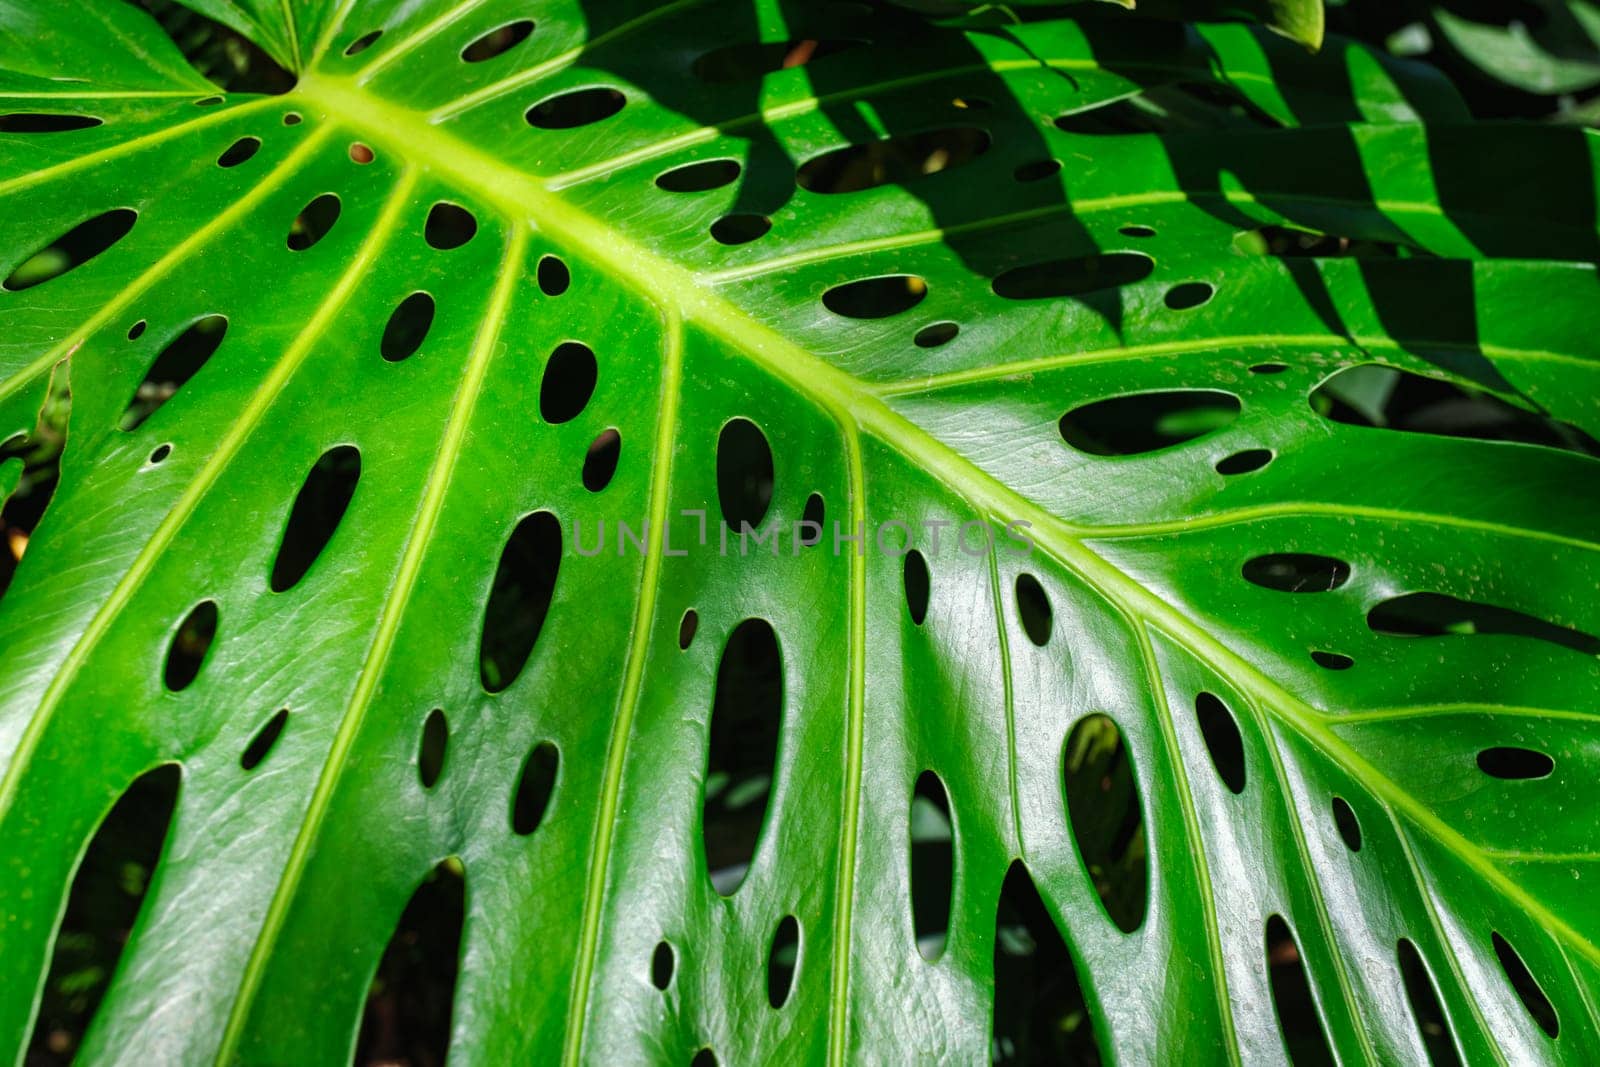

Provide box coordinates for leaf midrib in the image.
[291,70,1600,1050]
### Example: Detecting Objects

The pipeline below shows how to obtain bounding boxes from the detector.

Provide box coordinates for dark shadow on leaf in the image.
[572,0,1114,327]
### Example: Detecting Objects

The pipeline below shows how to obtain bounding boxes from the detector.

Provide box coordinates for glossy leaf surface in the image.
[2,2,1599,1065]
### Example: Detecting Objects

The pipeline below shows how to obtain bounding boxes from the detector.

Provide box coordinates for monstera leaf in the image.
[3,0,1600,1064]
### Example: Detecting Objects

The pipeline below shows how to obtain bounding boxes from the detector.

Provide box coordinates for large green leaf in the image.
[2,1,1599,1064]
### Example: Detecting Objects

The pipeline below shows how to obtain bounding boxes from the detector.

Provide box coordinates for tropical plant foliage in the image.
[2,0,1599,1064]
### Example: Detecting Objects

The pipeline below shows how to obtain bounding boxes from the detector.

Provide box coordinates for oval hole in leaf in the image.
[692,39,860,82]
[461,19,534,62]
[651,941,674,989]
[1059,389,1240,456]
[767,915,800,1008]
[270,445,360,592]
[216,136,261,167]
[710,213,771,245]
[1120,224,1156,238]
[1217,448,1272,475]
[120,314,227,431]
[716,418,773,532]
[25,764,180,1063]
[1397,939,1462,1066]
[1331,796,1361,851]
[1062,714,1146,933]
[1015,573,1051,647]
[1492,931,1559,1038]
[1251,362,1288,374]
[1165,281,1215,310]
[3,208,137,292]
[424,201,477,249]
[914,321,959,348]
[480,511,561,693]
[703,618,783,896]
[286,194,339,251]
[1311,649,1354,671]
[348,142,374,164]
[241,708,288,771]
[1476,747,1554,781]
[822,274,927,319]
[799,493,824,547]
[537,254,570,296]
[656,158,741,192]
[512,741,560,834]
[148,444,171,465]
[679,609,699,650]
[1265,915,1336,1066]
[691,1051,717,1067]
[344,29,382,56]
[381,291,435,362]
[910,770,953,962]
[540,341,598,424]
[903,550,930,626]
[1054,97,1162,134]
[797,127,989,194]
[1369,592,1600,656]
[1243,553,1351,594]
[1311,364,1600,459]
[354,862,463,1066]
[0,112,102,132]
[583,428,621,491]
[1014,158,1061,182]
[127,319,146,340]
[418,708,447,789]
[525,87,625,129]
[993,252,1153,301]
[992,861,1104,1061]
[164,599,218,692]
[1195,692,1246,794]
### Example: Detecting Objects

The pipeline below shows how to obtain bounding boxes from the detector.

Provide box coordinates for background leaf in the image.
[892,0,1324,47]
[1432,0,1600,95]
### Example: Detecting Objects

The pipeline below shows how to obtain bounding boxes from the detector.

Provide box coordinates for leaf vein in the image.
[561,308,686,1066]
[217,190,520,1064]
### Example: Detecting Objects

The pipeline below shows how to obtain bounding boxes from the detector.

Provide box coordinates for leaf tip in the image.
[1271,1,1326,52]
